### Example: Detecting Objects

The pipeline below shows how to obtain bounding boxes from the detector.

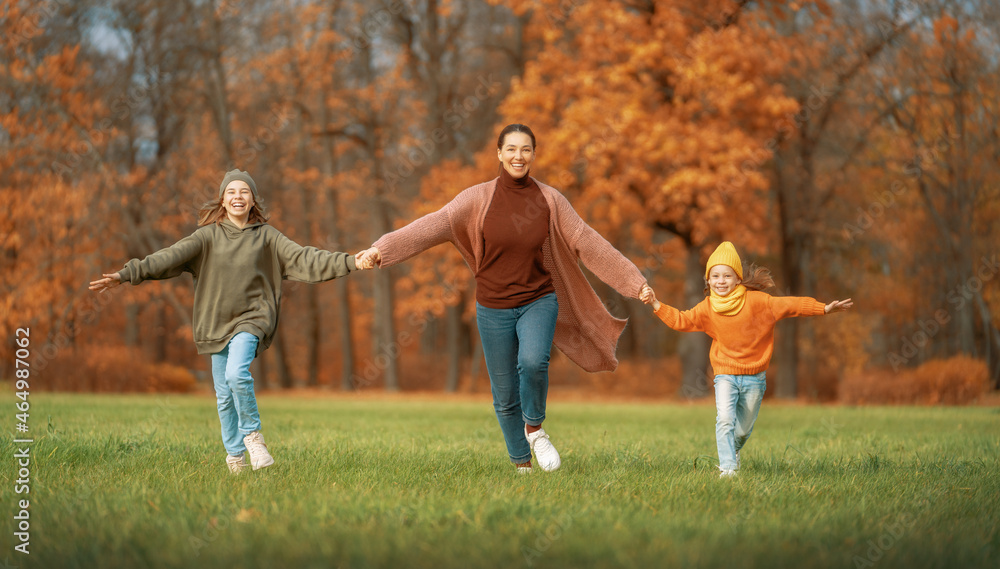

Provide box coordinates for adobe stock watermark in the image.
[51,72,172,178]
[714,81,834,202]
[551,118,627,190]
[841,128,961,244]
[232,103,294,167]
[726,485,775,532]
[33,282,128,373]
[348,0,406,54]
[190,503,259,557]
[887,254,999,371]
[851,513,917,568]
[714,7,916,205]
[521,468,627,567]
[10,0,71,47]
[537,0,587,27]
[381,74,504,193]
[348,279,465,389]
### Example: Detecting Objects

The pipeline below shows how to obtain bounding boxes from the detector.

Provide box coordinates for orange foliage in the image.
[839,356,990,405]
[0,6,107,347]
[43,346,196,393]
[487,0,801,256]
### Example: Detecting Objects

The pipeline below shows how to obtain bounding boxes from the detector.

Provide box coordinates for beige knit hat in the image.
[218,169,259,200]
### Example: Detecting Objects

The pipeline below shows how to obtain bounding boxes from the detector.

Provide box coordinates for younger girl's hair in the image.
[197,196,270,227]
[703,260,775,295]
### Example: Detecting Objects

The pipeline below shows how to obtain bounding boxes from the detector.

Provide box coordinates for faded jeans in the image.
[211,332,261,456]
[714,372,766,471]
[476,293,558,464]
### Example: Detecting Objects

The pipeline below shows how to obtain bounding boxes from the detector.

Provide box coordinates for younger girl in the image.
[89,169,364,473]
[639,242,852,477]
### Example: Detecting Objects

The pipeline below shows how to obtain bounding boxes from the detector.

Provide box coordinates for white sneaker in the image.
[525,427,561,472]
[719,469,737,478]
[243,431,275,470]
[735,450,741,471]
[226,452,248,474]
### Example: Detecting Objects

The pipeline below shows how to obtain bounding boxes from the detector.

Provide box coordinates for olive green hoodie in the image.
[118,219,356,356]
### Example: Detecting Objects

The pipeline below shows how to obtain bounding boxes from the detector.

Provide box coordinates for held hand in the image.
[89,272,122,293]
[825,298,853,314]
[355,247,381,270]
[639,284,661,311]
[353,251,369,271]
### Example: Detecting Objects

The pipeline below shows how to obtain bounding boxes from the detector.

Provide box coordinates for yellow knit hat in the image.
[705,241,743,280]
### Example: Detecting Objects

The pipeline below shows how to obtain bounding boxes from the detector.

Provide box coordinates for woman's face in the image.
[708,264,741,297]
[497,131,535,179]
[223,181,255,223]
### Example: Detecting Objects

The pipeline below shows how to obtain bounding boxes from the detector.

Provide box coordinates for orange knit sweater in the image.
[653,290,826,376]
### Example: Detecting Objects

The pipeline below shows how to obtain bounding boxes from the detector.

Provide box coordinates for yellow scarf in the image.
[709,284,747,316]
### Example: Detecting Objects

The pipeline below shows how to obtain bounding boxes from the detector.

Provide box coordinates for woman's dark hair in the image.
[703,260,775,295]
[497,123,536,150]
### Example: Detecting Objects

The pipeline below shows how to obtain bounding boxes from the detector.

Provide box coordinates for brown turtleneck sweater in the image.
[475,168,555,308]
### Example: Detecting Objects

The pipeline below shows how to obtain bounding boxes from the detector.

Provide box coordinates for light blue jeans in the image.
[476,293,558,464]
[714,372,767,471]
[211,332,261,456]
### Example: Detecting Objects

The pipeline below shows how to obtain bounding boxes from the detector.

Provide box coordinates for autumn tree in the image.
[864,0,1000,385]
[1,0,108,375]
[761,0,918,397]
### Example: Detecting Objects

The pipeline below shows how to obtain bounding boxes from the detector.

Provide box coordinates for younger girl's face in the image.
[497,131,534,179]
[223,181,255,223]
[708,264,741,297]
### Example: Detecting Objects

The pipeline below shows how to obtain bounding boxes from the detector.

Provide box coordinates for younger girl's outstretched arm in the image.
[825,298,853,313]
[640,284,706,332]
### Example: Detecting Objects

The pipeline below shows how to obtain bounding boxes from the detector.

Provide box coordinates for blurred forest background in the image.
[2,0,998,403]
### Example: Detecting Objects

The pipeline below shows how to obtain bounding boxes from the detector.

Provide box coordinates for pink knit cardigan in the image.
[373,177,647,372]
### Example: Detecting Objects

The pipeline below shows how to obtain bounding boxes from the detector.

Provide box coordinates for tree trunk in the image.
[774,228,802,399]
[333,278,355,391]
[316,81,357,390]
[125,303,140,347]
[272,329,294,389]
[373,262,399,391]
[678,248,711,398]
[773,155,802,399]
[295,110,321,388]
[153,301,167,363]
[252,355,267,391]
[305,286,321,387]
[469,317,484,393]
[445,294,463,392]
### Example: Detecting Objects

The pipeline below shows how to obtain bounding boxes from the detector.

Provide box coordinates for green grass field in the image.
[1,391,998,569]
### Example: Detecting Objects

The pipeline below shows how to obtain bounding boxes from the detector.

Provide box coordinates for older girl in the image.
[90,169,364,473]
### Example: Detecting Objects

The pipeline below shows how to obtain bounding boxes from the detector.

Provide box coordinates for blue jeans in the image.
[476,293,558,464]
[211,332,261,456]
[714,372,766,471]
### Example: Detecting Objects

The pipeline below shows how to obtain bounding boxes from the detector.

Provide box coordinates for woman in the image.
[90,169,364,473]
[357,124,648,472]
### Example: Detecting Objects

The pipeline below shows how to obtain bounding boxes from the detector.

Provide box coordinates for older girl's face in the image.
[497,131,534,179]
[708,264,741,297]
[223,181,254,224]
